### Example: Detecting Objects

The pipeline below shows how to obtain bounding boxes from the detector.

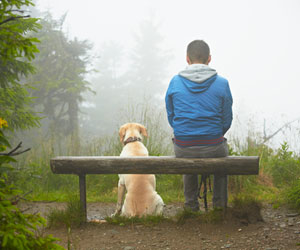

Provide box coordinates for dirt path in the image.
[20,202,300,249]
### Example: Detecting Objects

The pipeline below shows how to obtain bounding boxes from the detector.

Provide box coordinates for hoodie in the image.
[165,64,233,147]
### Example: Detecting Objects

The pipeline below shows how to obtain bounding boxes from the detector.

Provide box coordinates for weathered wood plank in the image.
[50,156,259,175]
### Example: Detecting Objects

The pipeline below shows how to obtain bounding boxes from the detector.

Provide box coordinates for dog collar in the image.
[124,136,142,145]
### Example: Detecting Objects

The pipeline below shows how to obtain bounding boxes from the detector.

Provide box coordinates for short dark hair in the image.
[187,40,210,64]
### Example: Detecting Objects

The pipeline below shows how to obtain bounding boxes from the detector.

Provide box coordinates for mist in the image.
[34,0,300,153]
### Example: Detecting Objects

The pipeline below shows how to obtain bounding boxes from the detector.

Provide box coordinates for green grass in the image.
[229,194,263,221]
[228,175,280,204]
[175,207,224,225]
[176,195,263,225]
[47,196,85,228]
[105,214,170,226]
[24,174,185,203]
[286,179,300,211]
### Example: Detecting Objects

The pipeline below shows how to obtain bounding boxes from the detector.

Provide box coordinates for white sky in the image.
[36,0,300,150]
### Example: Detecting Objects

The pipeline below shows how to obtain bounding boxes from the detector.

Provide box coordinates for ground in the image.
[19,202,300,250]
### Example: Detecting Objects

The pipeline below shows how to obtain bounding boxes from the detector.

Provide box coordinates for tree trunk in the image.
[68,97,80,155]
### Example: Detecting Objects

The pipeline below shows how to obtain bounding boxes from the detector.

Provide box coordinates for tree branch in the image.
[7,10,26,14]
[0,142,31,156]
[11,190,33,205]
[0,15,30,26]
[262,117,300,144]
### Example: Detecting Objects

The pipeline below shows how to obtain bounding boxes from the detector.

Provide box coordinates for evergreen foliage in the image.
[269,142,300,187]
[128,17,170,99]
[0,121,64,249]
[27,12,93,137]
[0,0,41,130]
[0,1,66,248]
[83,16,171,136]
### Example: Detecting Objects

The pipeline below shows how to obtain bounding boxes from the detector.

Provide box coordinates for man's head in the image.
[186,40,211,65]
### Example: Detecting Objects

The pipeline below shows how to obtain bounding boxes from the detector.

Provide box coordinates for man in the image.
[165,40,233,210]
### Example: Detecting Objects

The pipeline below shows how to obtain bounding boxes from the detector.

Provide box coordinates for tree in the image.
[28,12,92,140]
[0,2,65,248]
[126,16,171,101]
[0,0,41,130]
[81,41,125,135]
[83,17,171,136]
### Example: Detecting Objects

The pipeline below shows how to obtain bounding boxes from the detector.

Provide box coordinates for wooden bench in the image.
[50,156,259,221]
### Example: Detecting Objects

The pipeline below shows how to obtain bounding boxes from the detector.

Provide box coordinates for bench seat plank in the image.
[50,156,259,175]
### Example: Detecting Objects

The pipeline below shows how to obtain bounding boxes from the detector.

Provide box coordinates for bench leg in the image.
[212,174,228,208]
[79,174,87,222]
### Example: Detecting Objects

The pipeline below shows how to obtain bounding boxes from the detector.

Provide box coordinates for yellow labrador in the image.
[114,123,164,217]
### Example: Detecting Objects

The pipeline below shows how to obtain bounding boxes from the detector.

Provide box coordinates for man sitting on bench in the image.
[165,40,233,210]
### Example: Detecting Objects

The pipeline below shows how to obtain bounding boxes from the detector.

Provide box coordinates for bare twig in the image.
[7,141,22,155]
[262,117,300,143]
[0,142,31,156]
[7,10,26,14]
[43,199,60,203]
[8,148,31,156]
[11,190,33,205]
[20,207,32,213]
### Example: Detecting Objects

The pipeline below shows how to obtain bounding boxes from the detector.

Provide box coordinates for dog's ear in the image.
[119,125,127,143]
[139,124,148,138]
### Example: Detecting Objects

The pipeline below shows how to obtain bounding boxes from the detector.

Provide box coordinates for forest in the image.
[1,0,300,249]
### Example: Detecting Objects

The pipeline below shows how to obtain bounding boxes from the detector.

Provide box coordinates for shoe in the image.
[184,206,199,212]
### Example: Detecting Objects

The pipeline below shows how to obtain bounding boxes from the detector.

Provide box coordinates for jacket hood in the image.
[178,64,217,93]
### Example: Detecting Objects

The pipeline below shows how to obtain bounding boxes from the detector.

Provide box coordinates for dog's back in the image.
[121,174,163,216]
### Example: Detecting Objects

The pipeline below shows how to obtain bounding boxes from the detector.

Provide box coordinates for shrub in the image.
[269,142,300,187]
[286,179,300,211]
[0,120,64,249]
[0,174,64,249]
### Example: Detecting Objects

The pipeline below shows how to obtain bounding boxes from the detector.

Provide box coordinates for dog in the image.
[114,122,164,217]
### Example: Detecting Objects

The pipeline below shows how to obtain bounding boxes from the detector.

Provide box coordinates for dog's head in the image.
[119,123,148,144]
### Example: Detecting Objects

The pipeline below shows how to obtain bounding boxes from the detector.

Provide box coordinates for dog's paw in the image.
[111,209,121,217]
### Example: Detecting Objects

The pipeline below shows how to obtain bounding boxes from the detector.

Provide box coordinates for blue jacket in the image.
[165,64,233,146]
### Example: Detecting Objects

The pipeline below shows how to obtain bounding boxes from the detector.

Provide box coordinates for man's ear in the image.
[139,125,148,138]
[206,55,211,65]
[186,55,192,65]
[119,125,126,143]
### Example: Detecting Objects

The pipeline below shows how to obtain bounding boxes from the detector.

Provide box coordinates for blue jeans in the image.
[174,140,229,210]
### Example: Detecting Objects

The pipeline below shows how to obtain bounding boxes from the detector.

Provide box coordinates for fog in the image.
[36,0,300,152]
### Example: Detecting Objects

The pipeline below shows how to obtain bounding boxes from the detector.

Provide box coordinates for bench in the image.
[50,156,259,221]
